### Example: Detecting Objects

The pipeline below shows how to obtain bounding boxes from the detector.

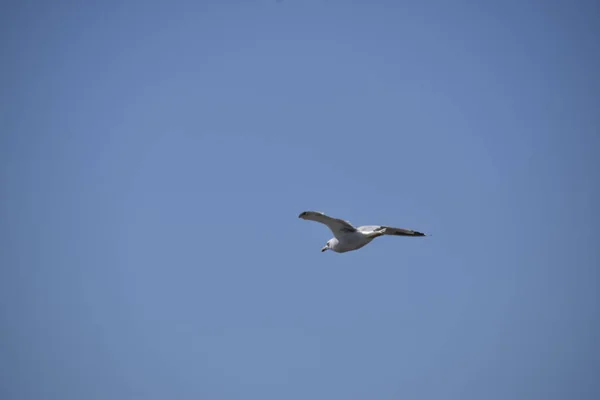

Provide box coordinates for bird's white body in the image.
[324,232,373,253]
[298,211,427,253]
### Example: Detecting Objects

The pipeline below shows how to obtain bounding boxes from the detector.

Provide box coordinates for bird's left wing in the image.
[298,211,356,238]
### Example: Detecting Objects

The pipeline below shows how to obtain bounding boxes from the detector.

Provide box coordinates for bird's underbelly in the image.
[335,233,371,252]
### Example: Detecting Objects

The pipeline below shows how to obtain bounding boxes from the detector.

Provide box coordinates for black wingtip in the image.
[391,230,427,237]
[298,211,307,218]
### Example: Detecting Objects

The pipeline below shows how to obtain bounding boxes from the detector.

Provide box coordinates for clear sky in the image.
[1,1,599,399]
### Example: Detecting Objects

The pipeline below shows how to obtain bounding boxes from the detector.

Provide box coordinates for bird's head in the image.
[321,238,337,252]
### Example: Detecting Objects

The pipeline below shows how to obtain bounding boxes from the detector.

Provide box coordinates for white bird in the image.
[298,211,427,253]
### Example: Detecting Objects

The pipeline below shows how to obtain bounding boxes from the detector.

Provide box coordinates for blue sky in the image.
[1,1,599,399]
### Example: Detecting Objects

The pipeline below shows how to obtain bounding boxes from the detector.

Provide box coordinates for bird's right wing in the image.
[381,226,427,236]
[358,225,427,237]
[298,211,357,238]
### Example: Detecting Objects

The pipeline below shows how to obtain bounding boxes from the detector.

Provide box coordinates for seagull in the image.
[298,211,427,253]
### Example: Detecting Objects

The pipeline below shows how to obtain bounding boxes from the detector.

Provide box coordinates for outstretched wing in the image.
[298,211,357,238]
[358,225,427,237]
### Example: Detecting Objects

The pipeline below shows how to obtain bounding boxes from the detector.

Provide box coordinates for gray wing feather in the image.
[358,225,426,237]
[298,211,356,238]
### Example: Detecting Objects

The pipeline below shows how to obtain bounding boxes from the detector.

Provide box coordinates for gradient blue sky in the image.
[1,1,599,399]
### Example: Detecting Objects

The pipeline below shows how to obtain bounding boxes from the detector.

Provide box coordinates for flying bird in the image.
[298,211,427,253]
